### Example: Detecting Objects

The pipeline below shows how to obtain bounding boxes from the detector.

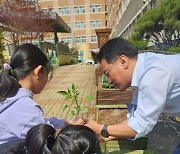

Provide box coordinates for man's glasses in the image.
[104,64,113,78]
[104,58,119,78]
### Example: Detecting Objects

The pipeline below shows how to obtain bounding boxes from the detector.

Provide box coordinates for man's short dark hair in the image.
[97,37,138,64]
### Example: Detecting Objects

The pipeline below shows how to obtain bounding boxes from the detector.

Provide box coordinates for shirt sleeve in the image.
[21,105,65,137]
[48,117,65,129]
[128,66,174,139]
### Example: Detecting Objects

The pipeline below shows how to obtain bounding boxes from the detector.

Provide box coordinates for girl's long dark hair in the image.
[25,124,55,154]
[52,125,102,154]
[0,43,51,102]
[8,124,102,154]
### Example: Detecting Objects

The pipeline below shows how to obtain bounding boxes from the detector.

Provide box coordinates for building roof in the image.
[45,12,71,33]
[51,12,71,33]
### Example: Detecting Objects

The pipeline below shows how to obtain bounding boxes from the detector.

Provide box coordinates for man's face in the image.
[101,56,132,91]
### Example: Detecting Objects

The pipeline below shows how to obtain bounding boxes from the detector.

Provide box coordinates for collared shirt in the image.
[128,52,180,139]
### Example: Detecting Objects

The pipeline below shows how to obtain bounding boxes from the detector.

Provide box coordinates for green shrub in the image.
[168,47,180,53]
[128,38,147,50]
[102,75,115,89]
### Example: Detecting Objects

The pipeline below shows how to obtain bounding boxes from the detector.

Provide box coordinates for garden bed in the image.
[98,108,128,125]
[94,105,148,152]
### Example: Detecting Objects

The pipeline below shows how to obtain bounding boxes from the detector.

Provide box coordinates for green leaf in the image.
[65,95,72,100]
[70,110,75,117]
[75,105,81,111]
[85,95,95,100]
[63,105,69,112]
[67,89,71,96]
[72,83,75,91]
[57,91,68,95]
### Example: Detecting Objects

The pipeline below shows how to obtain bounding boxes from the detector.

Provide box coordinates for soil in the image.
[88,105,128,125]
[98,109,128,125]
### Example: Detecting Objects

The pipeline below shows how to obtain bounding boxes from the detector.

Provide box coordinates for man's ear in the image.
[118,55,129,69]
[33,65,43,79]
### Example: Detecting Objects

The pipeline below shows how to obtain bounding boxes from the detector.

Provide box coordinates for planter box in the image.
[95,104,127,121]
[96,88,133,105]
[95,88,151,152]
[95,105,149,152]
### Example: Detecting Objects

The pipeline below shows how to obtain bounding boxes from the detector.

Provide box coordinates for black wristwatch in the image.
[100,124,109,138]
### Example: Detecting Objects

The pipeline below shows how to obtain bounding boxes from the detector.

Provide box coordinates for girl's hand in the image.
[65,118,85,125]
[74,117,85,125]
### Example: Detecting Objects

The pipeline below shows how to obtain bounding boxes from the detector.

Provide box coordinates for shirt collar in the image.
[131,54,144,87]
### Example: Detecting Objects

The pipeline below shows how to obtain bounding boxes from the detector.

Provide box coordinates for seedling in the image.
[57,83,94,118]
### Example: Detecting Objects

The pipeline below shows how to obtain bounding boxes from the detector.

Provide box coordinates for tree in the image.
[70,47,79,62]
[0,32,4,70]
[0,32,4,53]
[0,0,55,47]
[132,0,180,50]
[128,37,147,50]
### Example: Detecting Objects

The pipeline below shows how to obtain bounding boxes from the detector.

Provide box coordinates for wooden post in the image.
[95,28,112,49]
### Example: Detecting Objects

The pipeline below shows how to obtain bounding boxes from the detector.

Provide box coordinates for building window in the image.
[74,6,85,14]
[150,1,156,9]
[75,21,86,29]
[91,35,97,42]
[45,38,55,44]
[90,5,101,13]
[106,19,108,27]
[76,36,86,43]
[43,8,54,13]
[61,37,72,43]
[90,20,101,28]
[59,7,70,15]
[105,4,108,12]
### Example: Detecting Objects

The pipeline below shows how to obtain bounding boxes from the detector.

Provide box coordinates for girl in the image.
[8,124,102,154]
[0,43,69,144]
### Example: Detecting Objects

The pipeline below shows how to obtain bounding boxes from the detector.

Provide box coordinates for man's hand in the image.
[84,119,116,142]
[84,119,103,134]
[97,134,116,142]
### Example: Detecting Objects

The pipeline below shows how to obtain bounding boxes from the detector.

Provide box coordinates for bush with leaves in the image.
[168,47,180,53]
[102,75,115,89]
[128,37,147,50]
[131,0,180,49]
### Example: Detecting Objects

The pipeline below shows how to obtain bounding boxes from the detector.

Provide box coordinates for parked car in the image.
[86,59,94,65]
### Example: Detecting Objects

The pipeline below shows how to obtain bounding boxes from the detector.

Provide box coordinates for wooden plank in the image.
[95,66,103,86]
[97,89,132,105]
[101,137,148,152]
[96,104,127,109]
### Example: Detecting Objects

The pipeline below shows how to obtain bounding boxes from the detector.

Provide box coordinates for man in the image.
[85,37,180,152]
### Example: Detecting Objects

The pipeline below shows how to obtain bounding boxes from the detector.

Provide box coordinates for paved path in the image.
[34,64,98,120]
